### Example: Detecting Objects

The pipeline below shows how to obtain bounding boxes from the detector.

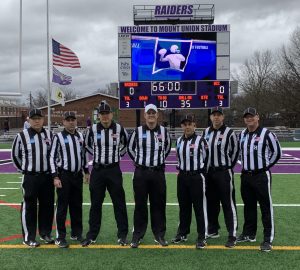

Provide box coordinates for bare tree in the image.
[232,50,276,124]
[272,27,300,127]
[30,87,79,108]
[63,88,78,101]
[31,89,47,107]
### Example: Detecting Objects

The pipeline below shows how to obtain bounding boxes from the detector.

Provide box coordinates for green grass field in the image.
[0,173,299,269]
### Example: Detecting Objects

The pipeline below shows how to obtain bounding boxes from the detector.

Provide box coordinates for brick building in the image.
[39,93,165,128]
[0,99,29,132]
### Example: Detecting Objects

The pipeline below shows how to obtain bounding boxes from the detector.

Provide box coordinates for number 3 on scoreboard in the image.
[126,102,130,107]
[180,100,191,108]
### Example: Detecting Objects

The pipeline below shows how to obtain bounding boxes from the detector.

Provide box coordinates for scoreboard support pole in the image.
[136,109,141,127]
[171,109,176,128]
[207,109,211,127]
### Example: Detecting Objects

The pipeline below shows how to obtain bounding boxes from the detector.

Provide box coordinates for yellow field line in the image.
[0,244,300,250]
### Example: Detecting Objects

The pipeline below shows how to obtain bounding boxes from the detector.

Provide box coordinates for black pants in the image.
[240,171,274,243]
[86,165,128,240]
[132,167,166,239]
[206,169,238,237]
[21,173,54,242]
[55,170,83,240]
[176,172,207,240]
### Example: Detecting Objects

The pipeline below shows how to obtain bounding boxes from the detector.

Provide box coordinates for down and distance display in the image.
[119,80,229,109]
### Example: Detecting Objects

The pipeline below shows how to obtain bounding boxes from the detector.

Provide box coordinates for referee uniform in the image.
[127,104,171,248]
[82,101,129,246]
[203,107,239,247]
[49,112,89,248]
[238,107,281,252]
[172,114,209,249]
[11,109,54,247]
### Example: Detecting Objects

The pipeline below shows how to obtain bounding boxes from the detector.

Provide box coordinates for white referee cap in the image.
[145,104,158,113]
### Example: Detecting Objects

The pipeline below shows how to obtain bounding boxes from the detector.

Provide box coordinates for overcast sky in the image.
[0,0,299,98]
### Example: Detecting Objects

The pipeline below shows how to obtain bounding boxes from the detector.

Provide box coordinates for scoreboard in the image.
[119,80,229,109]
[118,24,230,110]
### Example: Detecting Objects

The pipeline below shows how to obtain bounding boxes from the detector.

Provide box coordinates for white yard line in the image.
[0,203,300,207]
[6,182,21,184]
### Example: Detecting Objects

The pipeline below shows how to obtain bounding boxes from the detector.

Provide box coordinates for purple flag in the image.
[52,66,72,85]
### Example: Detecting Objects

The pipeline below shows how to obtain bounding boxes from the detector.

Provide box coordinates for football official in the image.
[81,101,129,247]
[203,107,239,248]
[11,109,54,247]
[237,107,281,252]
[171,114,209,249]
[50,112,90,248]
[127,104,171,248]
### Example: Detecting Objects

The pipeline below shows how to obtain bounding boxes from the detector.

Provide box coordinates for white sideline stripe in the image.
[0,195,6,197]
[0,203,300,207]
[0,188,19,190]
[6,182,21,184]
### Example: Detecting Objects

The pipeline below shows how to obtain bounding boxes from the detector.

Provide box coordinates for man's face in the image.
[29,116,44,131]
[99,112,113,126]
[244,114,259,128]
[181,121,195,136]
[63,118,77,133]
[144,109,158,125]
[210,112,224,127]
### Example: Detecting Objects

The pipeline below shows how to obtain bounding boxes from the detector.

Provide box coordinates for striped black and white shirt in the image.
[176,133,209,171]
[203,125,239,169]
[127,125,171,167]
[239,126,282,171]
[49,129,89,178]
[85,121,128,164]
[11,127,53,173]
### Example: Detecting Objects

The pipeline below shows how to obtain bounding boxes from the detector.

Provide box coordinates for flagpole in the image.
[46,0,51,130]
[19,0,22,96]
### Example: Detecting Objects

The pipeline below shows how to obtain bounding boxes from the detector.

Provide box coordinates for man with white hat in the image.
[127,103,171,248]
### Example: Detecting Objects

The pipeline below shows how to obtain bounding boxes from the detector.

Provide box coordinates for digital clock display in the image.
[119,81,229,109]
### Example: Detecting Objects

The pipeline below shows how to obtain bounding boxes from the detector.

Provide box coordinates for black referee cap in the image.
[181,114,195,124]
[98,101,112,113]
[210,106,223,115]
[243,107,258,117]
[29,109,43,118]
[64,111,76,120]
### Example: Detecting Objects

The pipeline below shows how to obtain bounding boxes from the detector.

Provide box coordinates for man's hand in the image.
[54,177,62,188]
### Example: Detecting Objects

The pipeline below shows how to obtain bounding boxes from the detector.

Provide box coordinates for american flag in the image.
[52,66,72,85]
[52,39,81,68]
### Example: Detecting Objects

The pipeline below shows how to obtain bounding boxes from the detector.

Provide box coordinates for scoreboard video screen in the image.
[118,24,230,109]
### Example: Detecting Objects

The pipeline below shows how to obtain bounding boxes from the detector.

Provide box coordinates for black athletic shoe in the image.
[196,238,207,249]
[236,234,256,243]
[206,232,220,239]
[55,239,69,248]
[118,237,128,246]
[23,240,40,248]
[130,236,141,248]
[70,235,84,242]
[81,238,96,247]
[260,241,272,252]
[40,235,54,244]
[154,237,168,247]
[171,234,188,244]
[225,236,237,248]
